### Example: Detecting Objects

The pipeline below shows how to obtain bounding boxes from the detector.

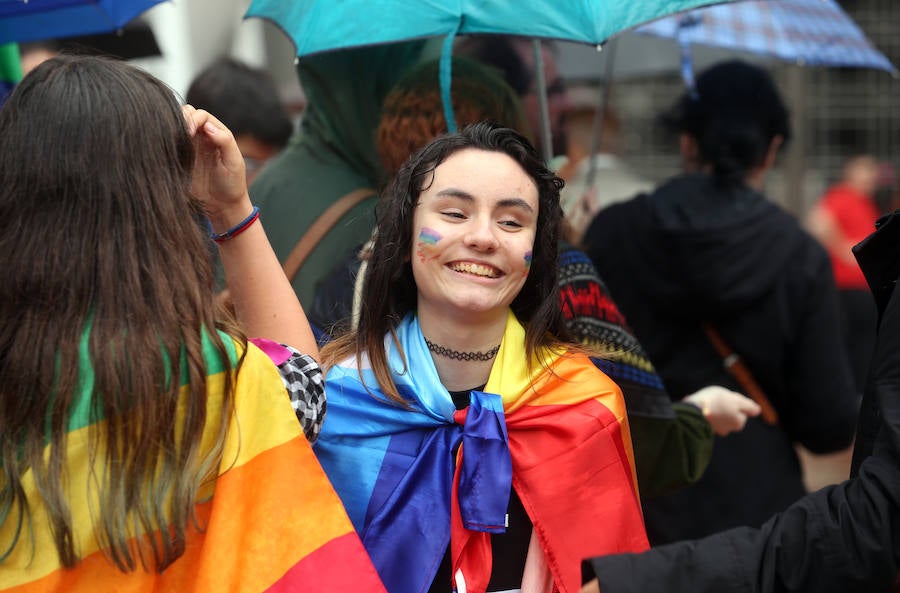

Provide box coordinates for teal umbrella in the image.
[246,0,743,56]
[245,0,742,161]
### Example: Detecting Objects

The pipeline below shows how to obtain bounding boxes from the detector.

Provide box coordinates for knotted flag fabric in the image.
[316,310,648,593]
[0,336,385,593]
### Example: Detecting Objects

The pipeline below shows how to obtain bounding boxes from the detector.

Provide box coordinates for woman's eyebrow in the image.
[434,189,535,213]
[434,188,474,201]
[497,197,535,213]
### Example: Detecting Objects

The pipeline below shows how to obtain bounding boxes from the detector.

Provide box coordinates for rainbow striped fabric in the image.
[316,310,648,593]
[0,336,385,593]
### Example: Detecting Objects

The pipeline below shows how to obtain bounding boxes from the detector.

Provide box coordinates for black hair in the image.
[663,60,791,187]
[186,58,292,148]
[456,35,534,96]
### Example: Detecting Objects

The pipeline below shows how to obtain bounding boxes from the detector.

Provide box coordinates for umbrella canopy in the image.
[556,34,773,82]
[570,0,895,231]
[635,0,896,74]
[0,0,168,45]
[246,0,743,160]
[56,18,161,60]
[246,0,743,58]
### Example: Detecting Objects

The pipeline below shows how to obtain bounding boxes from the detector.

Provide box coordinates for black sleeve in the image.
[586,272,900,593]
[587,457,899,593]
[779,245,858,453]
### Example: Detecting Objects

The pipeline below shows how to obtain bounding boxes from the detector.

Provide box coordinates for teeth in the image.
[450,262,500,278]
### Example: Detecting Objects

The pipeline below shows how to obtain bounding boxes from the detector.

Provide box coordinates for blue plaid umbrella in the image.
[635,0,896,88]
[0,0,167,44]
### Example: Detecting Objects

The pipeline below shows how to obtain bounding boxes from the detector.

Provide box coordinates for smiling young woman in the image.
[317,122,649,593]
[411,148,539,389]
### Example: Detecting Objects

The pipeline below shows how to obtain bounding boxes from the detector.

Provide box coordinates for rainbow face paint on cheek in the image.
[417,227,443,261]
[523,251,533,276]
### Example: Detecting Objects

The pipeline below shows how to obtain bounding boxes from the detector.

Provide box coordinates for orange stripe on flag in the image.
[3,436,363,593]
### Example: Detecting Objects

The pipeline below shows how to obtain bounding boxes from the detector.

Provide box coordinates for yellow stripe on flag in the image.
[0,342,307,589]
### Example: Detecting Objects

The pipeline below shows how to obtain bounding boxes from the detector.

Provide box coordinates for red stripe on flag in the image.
[265,532,386,593]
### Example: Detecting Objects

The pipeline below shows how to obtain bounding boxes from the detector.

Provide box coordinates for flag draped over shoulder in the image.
[0,43,22,106]
[316,310,648,593]
[0,337,385,593]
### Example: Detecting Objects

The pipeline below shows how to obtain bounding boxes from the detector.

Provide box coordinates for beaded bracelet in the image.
[210,206,260,244]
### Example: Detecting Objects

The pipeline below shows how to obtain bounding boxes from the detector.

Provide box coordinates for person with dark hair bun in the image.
[582,60,859,545]
[315,122,649,593]
[662,60,791,189]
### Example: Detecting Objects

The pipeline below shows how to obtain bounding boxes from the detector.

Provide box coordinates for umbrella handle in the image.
[440,28,459,133]
[532,39,553,164]
[584,38,620,191]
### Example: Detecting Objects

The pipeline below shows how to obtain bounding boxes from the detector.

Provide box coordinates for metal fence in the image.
[601,0,898,215]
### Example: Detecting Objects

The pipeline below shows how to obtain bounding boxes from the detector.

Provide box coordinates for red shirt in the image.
[818,184,879,289]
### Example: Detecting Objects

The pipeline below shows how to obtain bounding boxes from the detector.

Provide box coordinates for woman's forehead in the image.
[424,148,538,203]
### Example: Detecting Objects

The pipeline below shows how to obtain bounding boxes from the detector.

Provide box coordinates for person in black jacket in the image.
[581,209,900,593]
[581,60,859,545]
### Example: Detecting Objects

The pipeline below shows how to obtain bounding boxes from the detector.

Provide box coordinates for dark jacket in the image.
[583,174,859,543]
[585,210,900,593]
[557,243,713,499]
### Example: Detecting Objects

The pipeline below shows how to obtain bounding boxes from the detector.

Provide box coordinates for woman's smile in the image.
[447,260,502,279]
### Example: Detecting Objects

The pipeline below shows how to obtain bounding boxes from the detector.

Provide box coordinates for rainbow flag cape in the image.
[0,337,386,593]
[0,43,21,107]
[316,311,648,593]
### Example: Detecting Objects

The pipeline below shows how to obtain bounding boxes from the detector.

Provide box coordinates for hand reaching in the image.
[683,386,762,436]
[182,104,250,230]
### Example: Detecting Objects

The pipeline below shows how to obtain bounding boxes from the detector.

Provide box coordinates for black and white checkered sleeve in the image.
[275,346,326,443]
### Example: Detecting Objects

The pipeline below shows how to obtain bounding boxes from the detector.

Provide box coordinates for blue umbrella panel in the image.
[0,0,167,45]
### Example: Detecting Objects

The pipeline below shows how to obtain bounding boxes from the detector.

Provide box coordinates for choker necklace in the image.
[424,337,500,362]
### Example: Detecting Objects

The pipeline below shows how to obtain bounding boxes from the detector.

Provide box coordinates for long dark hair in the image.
[0,56,239,571]
[663,60,791,188]
[323,122,569,403]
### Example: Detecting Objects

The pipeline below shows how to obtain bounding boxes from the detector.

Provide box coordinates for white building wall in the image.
[132,0,286,100]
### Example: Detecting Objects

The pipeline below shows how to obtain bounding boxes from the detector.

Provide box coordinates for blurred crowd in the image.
[1,32,898,593]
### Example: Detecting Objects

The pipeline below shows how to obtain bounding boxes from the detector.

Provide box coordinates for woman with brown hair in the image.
[314,122,649,593]
[0,55,384,592]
